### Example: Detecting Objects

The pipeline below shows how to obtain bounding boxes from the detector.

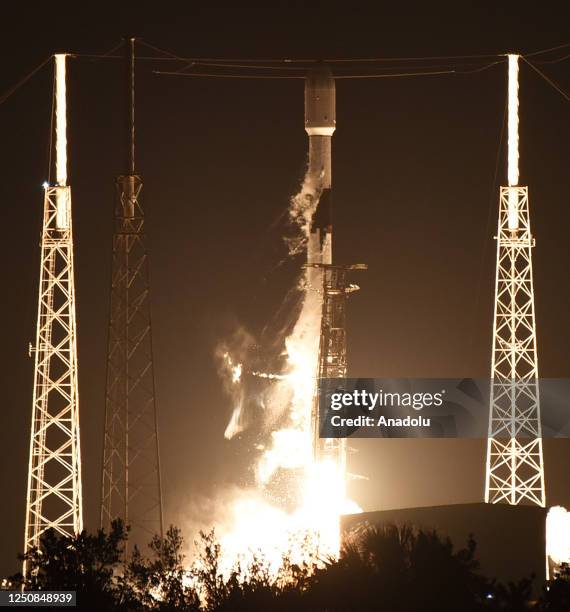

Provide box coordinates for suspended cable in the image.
[533,53,570,65]
[467,95,508,372]
[154,62,505,80]
[524,41,570,58]
[334,69,455,79]
[522,57,570,102]
[454,61,504,74]
[154,71,303,79]
[177,61,307,71]
[139,37,570,65]
[139,39,505,64]
[3,41,569,105]
[154,68,467,79]
[327,52,503,63]
[0,55,52,106]
[101,41,125,57]
[71,53,184,61]
[137,39,189,60]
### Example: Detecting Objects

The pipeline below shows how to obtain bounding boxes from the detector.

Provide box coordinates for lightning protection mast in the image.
[24,54,83,577]
[101,38,164,548]
[484,54,545,507]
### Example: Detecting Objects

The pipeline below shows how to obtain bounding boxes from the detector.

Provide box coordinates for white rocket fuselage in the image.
[305,64,335,267]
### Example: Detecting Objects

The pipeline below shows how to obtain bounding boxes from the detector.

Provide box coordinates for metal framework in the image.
[24,55,82,574]
[484,55,545,507]
[309,264,366,468]
[101,39,163,546]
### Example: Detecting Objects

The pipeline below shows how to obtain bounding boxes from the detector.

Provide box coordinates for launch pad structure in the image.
[100,38,164,548]
[484,55,545,508]
[16,44,562,586]
[307,263,367,471]
[23,55,83,577]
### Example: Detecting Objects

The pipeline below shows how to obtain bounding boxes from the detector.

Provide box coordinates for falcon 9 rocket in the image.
[305,63,336,267]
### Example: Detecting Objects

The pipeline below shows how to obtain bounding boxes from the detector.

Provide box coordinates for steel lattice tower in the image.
[24,54,83,575]
[101,39,164,545]
[484,55,545,507]
[308,264,366,469]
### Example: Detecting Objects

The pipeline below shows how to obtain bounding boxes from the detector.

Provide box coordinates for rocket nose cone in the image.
[305,63,336,135]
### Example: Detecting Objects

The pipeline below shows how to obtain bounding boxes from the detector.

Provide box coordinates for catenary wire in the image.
[0,55,53,106]
[522,57,570,102]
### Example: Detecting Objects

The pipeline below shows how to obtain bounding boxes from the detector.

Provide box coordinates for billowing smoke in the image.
[191,166,346,577]
[286,171,320,255]
[215,327,253,439]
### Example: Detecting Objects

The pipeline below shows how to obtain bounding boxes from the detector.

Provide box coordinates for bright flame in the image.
[221,352,245,439]
[215,458,357,580]
[546,505,570,566]
[210,170,358,578]
[205,173,360,577]
[256,428,310,484]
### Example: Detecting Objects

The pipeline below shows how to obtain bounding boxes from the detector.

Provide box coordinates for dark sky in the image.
[1,1,569,577]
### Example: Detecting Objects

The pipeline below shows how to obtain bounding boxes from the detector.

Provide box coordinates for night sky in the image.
[1,2,569,577]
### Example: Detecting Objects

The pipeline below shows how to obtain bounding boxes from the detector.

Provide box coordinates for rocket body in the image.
[305,64,335,267]
[304,64,343,472]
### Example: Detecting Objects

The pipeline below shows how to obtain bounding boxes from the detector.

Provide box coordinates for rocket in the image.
[305,63,336,267]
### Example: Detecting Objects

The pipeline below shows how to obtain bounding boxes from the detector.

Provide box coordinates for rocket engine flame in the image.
[209,168,358,578]
[208,65,354,578]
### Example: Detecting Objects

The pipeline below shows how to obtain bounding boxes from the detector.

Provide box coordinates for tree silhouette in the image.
[13,519,127,611]
[305,524,490,612]
[123,525,199,611]
[537,563,570,611]
[5,520,546,611]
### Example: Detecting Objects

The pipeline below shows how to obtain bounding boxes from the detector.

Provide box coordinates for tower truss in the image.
[101,38,164,545]
[309,263,366,469]
[24,55,82,574]
[484,55,545,507]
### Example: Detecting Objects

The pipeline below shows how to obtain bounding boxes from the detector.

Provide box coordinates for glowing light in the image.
[251,371,286,380]
[224,403,245,440]
[507,54,519,230]
[221,352,246,439]
[211,170,359,579]
[256,428,310,484]
[53,54,69,230]
[546,505,570,566]
[55,54,67,187]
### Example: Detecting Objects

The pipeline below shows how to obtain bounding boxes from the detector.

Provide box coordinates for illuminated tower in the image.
[24,54,83,574]
[484,55,545,507]
[308,264,366,470]
[101,38,164,546]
